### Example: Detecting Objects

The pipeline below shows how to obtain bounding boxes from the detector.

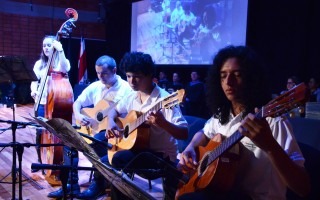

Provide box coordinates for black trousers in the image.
[63,131,109,183]
[110,150,180,200]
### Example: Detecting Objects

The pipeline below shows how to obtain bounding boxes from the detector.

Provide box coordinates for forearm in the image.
[107,109,119,122]
[266,141,310,197]
[73,101,82,119]
[30,81,38,93]
[186,131,209,149]
[158,119,188,140]
[57,51,70,72]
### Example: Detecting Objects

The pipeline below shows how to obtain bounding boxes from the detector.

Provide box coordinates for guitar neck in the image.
[129,101,163,133]
[123,89,184,135]
[205,109,264,165]
[206,131,243,165]
[34,50,57,114]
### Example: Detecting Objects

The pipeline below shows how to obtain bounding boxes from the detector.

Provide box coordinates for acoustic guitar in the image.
[76,99,117,143]
[108,89,185,164]
[175,83,309,199]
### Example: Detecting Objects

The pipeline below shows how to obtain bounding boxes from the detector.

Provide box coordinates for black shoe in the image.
[47,183,80,198]
[77,181,106,199]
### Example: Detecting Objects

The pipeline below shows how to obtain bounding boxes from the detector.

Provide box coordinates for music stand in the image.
[0,55,37,200]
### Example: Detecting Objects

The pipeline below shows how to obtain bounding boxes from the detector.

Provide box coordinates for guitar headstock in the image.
[162,89,185,109]
[58,8,78,38]
[262,83,310,118]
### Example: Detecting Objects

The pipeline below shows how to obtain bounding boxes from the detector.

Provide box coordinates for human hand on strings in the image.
[52,40,63,52]
[177,145,198,173]
[178,133,224,173]
[78,114,98,129]
[31,91,38,99]
[145,109,166,127]
[238,109,275,152]
[106,119,123,139]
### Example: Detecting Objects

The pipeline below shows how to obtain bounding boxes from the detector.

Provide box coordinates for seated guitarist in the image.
[106,51,188,200]
[176,3,197,55]
[48,55,132,199]
[177,46,310,200]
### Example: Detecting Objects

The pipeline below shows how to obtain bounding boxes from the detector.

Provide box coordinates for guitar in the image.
[175,83,309,199]
[108,89,185,163]
[191,23,221,46]
[76,99,117,143]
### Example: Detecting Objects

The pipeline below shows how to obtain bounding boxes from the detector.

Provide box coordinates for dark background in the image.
[101,0,320,94]
[1,0,320,104]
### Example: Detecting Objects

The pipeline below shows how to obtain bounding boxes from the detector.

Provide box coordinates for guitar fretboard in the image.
[125,90,183,135]
[127,100,163,134]
[201,109,264,172]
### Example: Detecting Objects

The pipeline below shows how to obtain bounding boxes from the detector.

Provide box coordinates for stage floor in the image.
[0,104,163,200]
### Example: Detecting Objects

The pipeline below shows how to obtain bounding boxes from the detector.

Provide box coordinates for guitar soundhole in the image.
[200,156,209,174]
[123,126,129,138]
[96,112,103,121]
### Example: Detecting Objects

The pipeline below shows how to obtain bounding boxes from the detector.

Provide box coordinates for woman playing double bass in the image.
[31,35,70,102]
[30,35,70,160]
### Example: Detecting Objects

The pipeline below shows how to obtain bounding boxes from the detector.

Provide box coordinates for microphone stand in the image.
[0,98,24,200]
[0,142,64,200]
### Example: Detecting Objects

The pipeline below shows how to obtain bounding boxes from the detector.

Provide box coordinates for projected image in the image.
[131,0,248,65]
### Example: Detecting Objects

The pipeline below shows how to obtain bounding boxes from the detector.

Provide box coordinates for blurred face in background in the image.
[286,78,296,90]
[191,71,199,81]
[308,78,319,91]
[159,71,166,80]
[173,73,180,82]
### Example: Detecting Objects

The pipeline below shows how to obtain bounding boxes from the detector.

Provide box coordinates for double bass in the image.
[34,8,78,185]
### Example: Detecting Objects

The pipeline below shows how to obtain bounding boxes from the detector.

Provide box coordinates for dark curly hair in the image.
[119,51,155,76]
[206,45,271,125]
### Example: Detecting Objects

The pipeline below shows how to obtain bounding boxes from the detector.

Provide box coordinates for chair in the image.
[130,168,165,189]
[177,115,207,153]
[129,153,167,190]
[286,117,320,199]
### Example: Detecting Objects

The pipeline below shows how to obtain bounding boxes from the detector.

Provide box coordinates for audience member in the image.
[167,72,184,93]
[308,77,320,102]
[184,71,208,118]
[280,76,304,117]
[158,71,170,90]
[280,76,300,95]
